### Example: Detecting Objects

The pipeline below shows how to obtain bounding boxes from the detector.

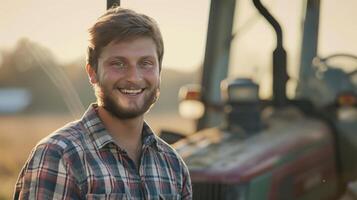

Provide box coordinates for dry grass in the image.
[0,113,194,200]
[0,114,73,200]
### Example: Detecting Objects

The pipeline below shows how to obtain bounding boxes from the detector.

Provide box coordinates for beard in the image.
[95,82,160,120]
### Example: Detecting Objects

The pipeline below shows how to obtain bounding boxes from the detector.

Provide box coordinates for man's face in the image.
[88,37,161,119]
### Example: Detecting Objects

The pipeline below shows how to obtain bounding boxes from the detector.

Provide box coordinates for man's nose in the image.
[126,65,142,82]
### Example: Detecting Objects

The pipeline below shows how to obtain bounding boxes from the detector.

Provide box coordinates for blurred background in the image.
[0,0,356,199]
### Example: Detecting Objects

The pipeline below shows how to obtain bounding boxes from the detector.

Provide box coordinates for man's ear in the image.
[86,64,98,84]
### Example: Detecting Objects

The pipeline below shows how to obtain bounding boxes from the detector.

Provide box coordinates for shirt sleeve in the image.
[181,161,192,200]
[13,143,81,200]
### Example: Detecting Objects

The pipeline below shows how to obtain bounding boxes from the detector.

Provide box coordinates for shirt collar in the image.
[81,103,162,152]
[142,122,163,152]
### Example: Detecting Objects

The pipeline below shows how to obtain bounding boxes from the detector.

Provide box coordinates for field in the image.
[0,113,194,200]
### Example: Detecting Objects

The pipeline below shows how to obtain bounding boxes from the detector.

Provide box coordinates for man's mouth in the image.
[118,88,144,95]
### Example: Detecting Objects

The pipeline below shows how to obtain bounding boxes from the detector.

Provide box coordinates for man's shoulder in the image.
[34,119,88,156]
[154,135,184,161]
[154,135,191,191]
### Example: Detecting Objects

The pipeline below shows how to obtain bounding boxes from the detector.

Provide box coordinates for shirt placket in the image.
[138,146,149,200]
[116,145,147,200]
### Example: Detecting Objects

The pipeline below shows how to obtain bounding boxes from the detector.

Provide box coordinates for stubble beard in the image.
[95,83,159,120]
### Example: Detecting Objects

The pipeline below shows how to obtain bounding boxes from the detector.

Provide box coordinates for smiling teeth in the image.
[120,89,143,94]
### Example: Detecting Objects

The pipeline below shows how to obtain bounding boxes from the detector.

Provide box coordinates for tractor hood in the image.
[173,108,335,184]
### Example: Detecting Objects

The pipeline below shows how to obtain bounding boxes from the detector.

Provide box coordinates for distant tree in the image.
[0,38,81,114]
[63,57,96,109]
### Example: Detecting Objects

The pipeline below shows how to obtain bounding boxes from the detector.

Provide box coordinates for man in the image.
[14,7,192,200]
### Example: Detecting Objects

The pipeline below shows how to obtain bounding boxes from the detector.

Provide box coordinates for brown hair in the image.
[87,7,164,72]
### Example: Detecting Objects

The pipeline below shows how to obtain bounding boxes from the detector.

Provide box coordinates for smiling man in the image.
[14,8,192,200]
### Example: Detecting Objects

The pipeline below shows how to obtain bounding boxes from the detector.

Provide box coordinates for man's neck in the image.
[97,106,143,167]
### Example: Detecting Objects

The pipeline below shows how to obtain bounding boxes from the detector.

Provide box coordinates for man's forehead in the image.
[100,37,158,59]
[110,36,156,47]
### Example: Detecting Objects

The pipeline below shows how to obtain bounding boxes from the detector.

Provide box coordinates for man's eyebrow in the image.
[106,56,127,61]
[112,56,126,59]
[140,55,156,59]
[103,55,157,62]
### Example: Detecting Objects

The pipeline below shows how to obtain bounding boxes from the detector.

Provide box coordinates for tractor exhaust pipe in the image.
[107,0,121,9]
[253,0,289,107]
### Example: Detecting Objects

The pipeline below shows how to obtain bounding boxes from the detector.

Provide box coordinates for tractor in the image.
[167,0,357,199]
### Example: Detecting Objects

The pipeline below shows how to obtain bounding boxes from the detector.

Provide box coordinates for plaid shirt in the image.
[14,104,192,200]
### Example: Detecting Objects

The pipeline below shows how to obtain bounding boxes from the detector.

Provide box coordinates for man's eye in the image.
[111,61,125,68]
[141,60,154,68]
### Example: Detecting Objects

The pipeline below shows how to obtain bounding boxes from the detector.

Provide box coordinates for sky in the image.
[0,0,357,74]
[0,0,210,72]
